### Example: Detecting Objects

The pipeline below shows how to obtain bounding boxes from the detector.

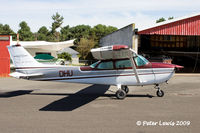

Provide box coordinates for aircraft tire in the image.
[122,86,129,94]
[116,90,126,99]
[156,90,164,97]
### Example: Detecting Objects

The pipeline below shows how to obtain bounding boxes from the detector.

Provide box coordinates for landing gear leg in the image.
[155,84,164,97]
[116,85,126,99]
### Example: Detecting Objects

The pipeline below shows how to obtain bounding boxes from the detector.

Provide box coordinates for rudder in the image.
[7,45,43,68]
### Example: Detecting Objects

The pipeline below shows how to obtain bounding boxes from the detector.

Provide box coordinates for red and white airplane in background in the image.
[7,44,183,99]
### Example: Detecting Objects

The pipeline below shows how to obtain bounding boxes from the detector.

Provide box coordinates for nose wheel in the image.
[155,85,164,97]
[156,89,164,97]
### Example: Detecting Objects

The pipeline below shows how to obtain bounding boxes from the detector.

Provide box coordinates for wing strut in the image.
[129,50,140,84]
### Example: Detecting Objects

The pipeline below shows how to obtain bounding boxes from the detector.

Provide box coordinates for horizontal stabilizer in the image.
[9,72,43,79]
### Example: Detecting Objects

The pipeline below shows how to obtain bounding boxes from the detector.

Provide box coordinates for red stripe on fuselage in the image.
[151,62,183,69]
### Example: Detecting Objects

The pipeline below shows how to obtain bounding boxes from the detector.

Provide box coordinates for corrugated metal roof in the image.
[139,13,200,35]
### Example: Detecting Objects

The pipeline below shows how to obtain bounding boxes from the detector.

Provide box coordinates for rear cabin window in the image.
[115,60,131,69]
[97,61,113,69]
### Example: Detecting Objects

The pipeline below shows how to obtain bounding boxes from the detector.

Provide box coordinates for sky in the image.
[0,0,200,32]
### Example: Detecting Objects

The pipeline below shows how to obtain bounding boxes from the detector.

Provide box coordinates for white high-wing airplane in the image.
[7,44,183,99]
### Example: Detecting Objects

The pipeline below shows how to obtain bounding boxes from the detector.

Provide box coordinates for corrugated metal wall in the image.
[0,35,10,77]
[139,15,200,35]
[100,24,135,48]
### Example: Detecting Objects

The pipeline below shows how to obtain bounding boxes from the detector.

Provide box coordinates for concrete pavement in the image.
[0,74,199,133]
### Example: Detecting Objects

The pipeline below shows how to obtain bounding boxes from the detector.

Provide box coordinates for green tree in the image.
[156,17,174,23]
[92,24,107,41]
[0,24,15,35]
[77,38,95,60]
[156,17,166,23]
[18,21,34,41]
[46,33,56,42]
[69,25,91,44]
[91,24,117,45]
[60,25,73,41]
[37,26,49,40]
[51,12,64,33]
[0,24,3,33]
[90,24,117,47]
[168,16,174,20]
[3,24,15,34]
[49,12,64,41]
[57,52,72,62]
[106,26,118,34]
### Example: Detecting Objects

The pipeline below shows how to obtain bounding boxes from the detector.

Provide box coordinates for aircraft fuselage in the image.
[15,63,175,86]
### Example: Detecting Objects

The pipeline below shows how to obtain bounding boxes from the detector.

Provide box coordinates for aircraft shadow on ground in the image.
[0,90,33,98]
[36,84,154,112]
[39,84,110,111]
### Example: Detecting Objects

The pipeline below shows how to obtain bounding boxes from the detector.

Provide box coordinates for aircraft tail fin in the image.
[7,44,44,68]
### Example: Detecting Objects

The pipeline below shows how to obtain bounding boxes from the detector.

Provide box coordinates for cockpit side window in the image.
[96,61,114,69]
[115,55,149,69]
[90,55,149,70]
[115,60,131,69]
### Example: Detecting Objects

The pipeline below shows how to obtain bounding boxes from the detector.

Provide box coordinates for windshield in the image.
[90,61,99,68]
[134,55,149,66]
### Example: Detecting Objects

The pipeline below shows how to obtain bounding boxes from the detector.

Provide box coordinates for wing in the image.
[91,45,137,60]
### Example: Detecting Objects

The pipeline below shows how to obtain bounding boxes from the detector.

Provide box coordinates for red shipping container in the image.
[0,35,10,77]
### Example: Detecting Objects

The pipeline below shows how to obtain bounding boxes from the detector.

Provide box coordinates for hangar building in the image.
[138,13,200,72]
[100,13,200,72]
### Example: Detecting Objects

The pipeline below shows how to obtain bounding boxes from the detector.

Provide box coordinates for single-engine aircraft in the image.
[7,44,183,99]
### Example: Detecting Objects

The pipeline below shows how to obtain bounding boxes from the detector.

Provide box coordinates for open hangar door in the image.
[138,13,200,73]
[138,34,200,72]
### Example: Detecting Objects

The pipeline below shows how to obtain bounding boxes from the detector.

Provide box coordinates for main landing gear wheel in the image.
[156,90,164,97]
[122,86,129,94]
[116,89,126,99]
